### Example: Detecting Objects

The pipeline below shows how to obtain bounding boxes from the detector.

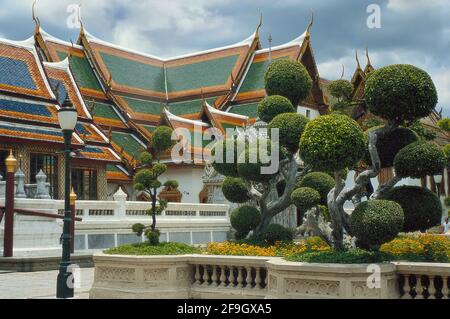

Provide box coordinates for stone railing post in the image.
[35,169,51,199]
[14,168,26,198]
[113,187,127,218]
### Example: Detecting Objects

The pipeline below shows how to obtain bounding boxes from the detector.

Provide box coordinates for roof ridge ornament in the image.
[78,4,84,36]
[306,10,314,38]
[255,11,263,38]
[340,64,345,79]
[365,46,372,67]
[355,49,361,70]
[32,0,40,33]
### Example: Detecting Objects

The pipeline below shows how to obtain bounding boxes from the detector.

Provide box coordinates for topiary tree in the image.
[264,59,312,106]
[382,186,442,232]
[437,117,450,132]
[327,79,354,115]
[257,95,295,123]
[299,64,439,250]
[350,200,404,250]
[394,141,446,178]
[230,205,261,239]
[443,144,450,164]
[132,125,175,243]
[250,223,294,245]
[296,172,335,206]
[291,187,321,212]
[212,59,313,235]
[221,177,250,203]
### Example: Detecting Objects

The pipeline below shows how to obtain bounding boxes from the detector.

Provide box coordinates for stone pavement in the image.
[0,268,94,299]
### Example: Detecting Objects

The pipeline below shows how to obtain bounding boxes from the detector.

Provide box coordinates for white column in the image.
[113,187,128,219]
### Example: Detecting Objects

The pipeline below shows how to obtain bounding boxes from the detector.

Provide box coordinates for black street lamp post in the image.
[56,95,78,299]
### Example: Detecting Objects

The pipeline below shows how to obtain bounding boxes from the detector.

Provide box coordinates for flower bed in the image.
[105,242,201,255]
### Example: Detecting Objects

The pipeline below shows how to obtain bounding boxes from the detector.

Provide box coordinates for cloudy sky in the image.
[0,0,449,114]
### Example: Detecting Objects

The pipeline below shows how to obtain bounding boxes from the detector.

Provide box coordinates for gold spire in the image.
[306,11,314,38]
[32,0,40,34]
[255,11,263,39]
[355,49,361,70]
[5,149,17,173]
[70,187,77,205]
[78,4,85,36]
[365,47,372,67]
[340,64,345,79]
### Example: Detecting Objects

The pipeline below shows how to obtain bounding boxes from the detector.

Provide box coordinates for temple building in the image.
[0,14,447,204]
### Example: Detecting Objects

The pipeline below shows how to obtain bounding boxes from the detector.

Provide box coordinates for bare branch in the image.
[371,175,403,199]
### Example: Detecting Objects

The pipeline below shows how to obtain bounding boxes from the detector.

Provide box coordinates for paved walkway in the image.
[0,268,94,299]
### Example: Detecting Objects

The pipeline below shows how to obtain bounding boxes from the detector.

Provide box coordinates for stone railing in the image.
[395,262,449,299]
[89,253,450,299]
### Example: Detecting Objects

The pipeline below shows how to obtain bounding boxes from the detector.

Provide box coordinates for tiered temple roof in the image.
[0,15,330,182]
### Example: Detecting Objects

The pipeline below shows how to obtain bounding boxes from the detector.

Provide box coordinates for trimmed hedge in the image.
[221,177,250,203]
[230,205,261,237]
[296,172,335,205]
[350,200,404,250]
[257,95,295,123]
[268,112,309,153]
[364,127,418,168]
[251,224,294,245]
[144,229,160,245]
[291,187,321,211]
[299,114,366,172]
[264,59,312,106]
[383,186,442,232]
[365,64,437,123]
[394,141,446,178]
[286,248,392,264]
[151,126,173,153]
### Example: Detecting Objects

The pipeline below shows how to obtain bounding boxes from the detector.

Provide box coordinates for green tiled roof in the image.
[121,96,161,115]
[228,103,258,118]
[92,102,122,121]
[142,125,157,135]
[239,56,288,93]
[111,131,144,159]
[57,51,103,91]
[106,164,122,172]
[168,97,216,116]
[166,55,238,92]
[100,52,165,92]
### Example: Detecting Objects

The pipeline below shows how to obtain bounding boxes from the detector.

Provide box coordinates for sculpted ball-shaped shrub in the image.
[144,229,160,246]
[291,187,321,212]
[365,64,437,123]
[383,186,442,232]
[350,200,404,250]
[394,141,446,178]
[327,79,353,100]
[269,112,309,153]
[296,172,335,205]
[139,152,153,165]
[299,114,366,172]
[437,118,450,132]
[257,95,295,123]
[222,177,250,203]
[237,140,281,182]
[264,59,312,106]
[151,125,173,153]
[252,224,294,245]
[211,138,243,177]
[230,205,261,237]
[364,127,418,167]
[152,163,167,176]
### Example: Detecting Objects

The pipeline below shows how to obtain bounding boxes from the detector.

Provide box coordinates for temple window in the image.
[30,153,58,199]
[72,168,98,200]
[0,150,8,178]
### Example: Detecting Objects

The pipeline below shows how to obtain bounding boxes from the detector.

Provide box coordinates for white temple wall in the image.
[160,166,204,203]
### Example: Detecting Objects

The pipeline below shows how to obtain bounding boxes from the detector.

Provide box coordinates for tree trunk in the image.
[150,188,157,231]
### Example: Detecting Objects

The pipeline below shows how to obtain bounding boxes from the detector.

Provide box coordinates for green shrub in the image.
[163,180,179,189]
[383,186,442,232]
[151,126,173,153]
[268,112,309,153]
[139,151,153,165]
[443,144,450,163]
[105,242,200,255]
[264,59,312,106]
[365,64,437,123]
[211,138,242,177]
[230,206,261,237]
[257,95,295,123]
[237,141,280,182]
[132,223,145,236]
[144,229,161,245]
[152,163,167,176]
[221,177,250,203]
[285,248,393,264]
[393,141,446,178]
[291,187,321,211]
[296,172,335,205]
[350,200,404,250]
[299,114,366,172]
[437,117,450,132]
[327,79,353,101]
[364,127,418,167]
[252,224,294,245]
[444,196,450,207]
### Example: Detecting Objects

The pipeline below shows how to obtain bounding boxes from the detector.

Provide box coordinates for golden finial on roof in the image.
[306,10,314,38]
[365,46,373,69]
[5,149,17,173]
[78,4,85,36]
[355,49,361,70]
[70,187,77,205]
[32,0,40,34]
[340,64,345,79]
